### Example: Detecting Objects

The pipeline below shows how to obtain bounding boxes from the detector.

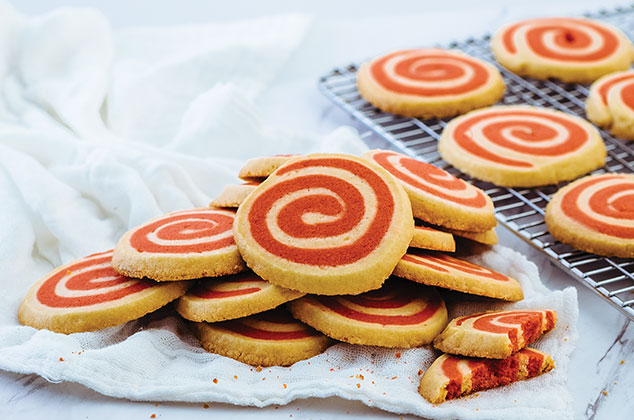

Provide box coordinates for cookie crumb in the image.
[59,357,64,362]
[256,366,262,372]
[203,404,209,409]
[356,383,361,388]
[212,378,218,384]
[234,375,238,379]
[283,384,287,389]
[150,415,156,419]
[621,360,625,364]
[602,390,608,396]
[417,369,423,375]
[395,352,401,359]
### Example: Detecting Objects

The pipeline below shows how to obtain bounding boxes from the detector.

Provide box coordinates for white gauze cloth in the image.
[0,4,578,420]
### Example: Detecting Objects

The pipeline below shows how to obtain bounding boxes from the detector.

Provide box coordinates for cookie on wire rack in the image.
[491,17,634,83]
[357,48,505,118]
[586,69,634,140]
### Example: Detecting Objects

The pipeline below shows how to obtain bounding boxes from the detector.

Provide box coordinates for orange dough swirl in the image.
[288,279,448,347]
[357,48,505,118]
[113,208,246,281]
[233,154,414,295]
[546,173,634,258]
[586,70,634,140]
[369,49,492,96]
[491,17,634,83]
[18,250,191,333]
[439,106,606,187]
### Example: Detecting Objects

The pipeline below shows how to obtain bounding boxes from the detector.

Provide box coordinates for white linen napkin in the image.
[0,3,578,419]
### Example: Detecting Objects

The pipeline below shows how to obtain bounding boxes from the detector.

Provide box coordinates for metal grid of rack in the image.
[318,6,634,320]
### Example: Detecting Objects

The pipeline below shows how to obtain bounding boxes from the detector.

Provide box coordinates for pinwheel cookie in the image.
[190,308,332,366]
[440,226,498,246]
[419,348,555,404]
[238,155,297,182]
[357,48,505,118]
[365,150,495,232]
[411,225,456,252]
[545,173,634,258]
[433,309,557,359]
[439,105,606,187]
[176,270,304,322]
[233,153,414,295]
[113,208,246,281]
[209,182,260,208]
[491,17,634,83]
[586,70,634,140]
[393,249,523,301]
[288,278,448,348]
[18,250,191,334]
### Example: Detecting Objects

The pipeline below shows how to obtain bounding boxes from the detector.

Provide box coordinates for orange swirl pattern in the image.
[130,208,236,254]
[314,281,444,325]
[370,150,488,208]
[247,157,395,266]
[439,348,547,400]
[190,271,267,300]
[221,309,320,341]
[595,71,634,111]
[500,18,620,62]
[36,251,152,308]
[449,108,589,168]
[369,49,491,96]
[401,249,511,282]
[560,174,634,239]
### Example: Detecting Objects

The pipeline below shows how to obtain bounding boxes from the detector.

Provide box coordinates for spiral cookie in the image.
[190,308,332,366]
[586,70,634,140]
[433,309,557,359]
[545,173,634,258]
[419,348,555,404]
[234,154,414,295]
[18,250,191,334]
[411,225,456,252]
[357,48,505,118]
[113,208,246,281]
[365,150,495,231]
[441,226,498,245]
[288,278,448,348]
[439,105,606,187]
[209,182,260,208]
[393,249,523,301]
[176,270,305,322]
[491,17,634,83]
[239,155,298,182]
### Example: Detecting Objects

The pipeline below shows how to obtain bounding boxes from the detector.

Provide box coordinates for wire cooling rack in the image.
[318,5,634,320]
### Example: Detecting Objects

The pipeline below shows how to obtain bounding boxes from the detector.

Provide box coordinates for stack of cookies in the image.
[18,151,559,403]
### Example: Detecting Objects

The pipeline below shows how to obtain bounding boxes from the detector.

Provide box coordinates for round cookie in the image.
[433,309,557,359]
[238,155,297,182]
[411,225,456,252]
[393,249,523,301]
[365,150,496,231]
[209,182,261,208]
[233,153,414,295]
[288,278,448,348]
[439,105,606,187]
[491,17,634,83]
[18,250,191,334]
[419,348,555,404]
[586,70,634,140]
[357,48,505,119]
[545,173,634,258]
[176,270,305,322]
[190,308,332,366]
[113,208,246,281]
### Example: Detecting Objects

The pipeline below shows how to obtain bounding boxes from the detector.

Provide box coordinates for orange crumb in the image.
[356,374,364,380]
[329,368,334,372]
[59,357,64,362]
[417,370,423,375]
[395,352,401,358]
[150,415,156,419]
[283,384,287,389]
[203,404,209,409]
[614,381,618,385]
[234,375,238,379]
[307,362,311,365]
[621,360,625,364]
[212,378,218,384]
[602,390,608,396]
[391,376,397,380]
[356,384,361,388]
[262,378,266,381]
[256,366,262,372]
[371,381,375,385]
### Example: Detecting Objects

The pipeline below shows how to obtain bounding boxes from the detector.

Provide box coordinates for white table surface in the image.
[3,1,634,419]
